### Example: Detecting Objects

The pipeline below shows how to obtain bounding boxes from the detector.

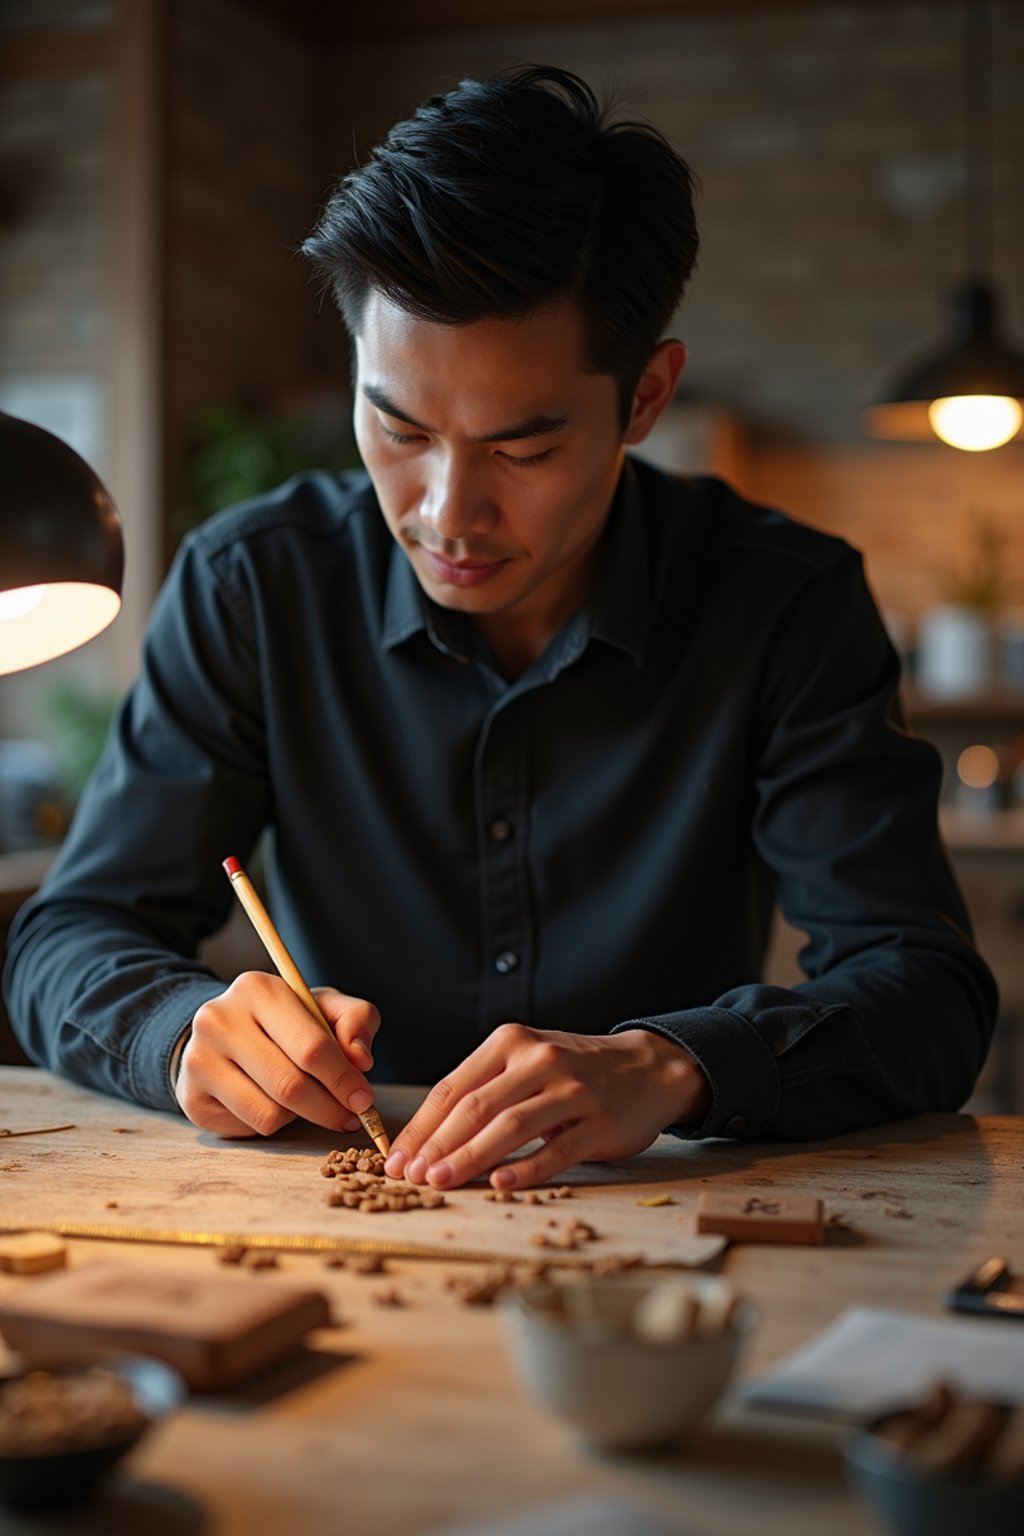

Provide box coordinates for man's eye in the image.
[380,424,423,445]
[499,449,555,468]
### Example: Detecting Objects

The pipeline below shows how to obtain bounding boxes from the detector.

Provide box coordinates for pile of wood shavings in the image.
[320,1148,445,1211]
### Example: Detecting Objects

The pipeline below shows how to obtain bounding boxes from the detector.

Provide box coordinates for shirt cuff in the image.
[167,1024,193,1094]
[611,1005,780,1139]
[126,979,225,1114]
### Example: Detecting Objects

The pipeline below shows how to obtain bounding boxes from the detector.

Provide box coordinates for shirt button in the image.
[724,1115,747,1136]
[489,817,514,843]
[494,950,519,974]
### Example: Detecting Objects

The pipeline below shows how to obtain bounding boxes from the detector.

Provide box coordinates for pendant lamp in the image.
[864,0,1024,451]
[0,410,124,676]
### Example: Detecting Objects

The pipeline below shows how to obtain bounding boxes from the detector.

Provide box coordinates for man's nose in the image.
[420,453,497,540]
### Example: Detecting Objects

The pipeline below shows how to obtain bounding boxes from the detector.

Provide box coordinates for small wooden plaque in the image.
[0,1232,67,1274]
[0,1261,331,1388]
[695,1191,824,1245]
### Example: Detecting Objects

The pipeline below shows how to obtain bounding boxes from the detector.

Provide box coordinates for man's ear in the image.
[623,340,687,445]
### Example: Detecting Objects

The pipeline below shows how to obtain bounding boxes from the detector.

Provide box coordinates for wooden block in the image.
[0,1232,68,1274]
[0,1261,331,1388]
[695,1191,824,1245]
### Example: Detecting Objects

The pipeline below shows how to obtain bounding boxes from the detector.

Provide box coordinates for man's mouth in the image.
[420,548,509,588]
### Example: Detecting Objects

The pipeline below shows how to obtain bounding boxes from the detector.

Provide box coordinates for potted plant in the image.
[916,515,1008,697]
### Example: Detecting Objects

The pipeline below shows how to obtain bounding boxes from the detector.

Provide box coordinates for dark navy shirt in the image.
[3,459,997,1136]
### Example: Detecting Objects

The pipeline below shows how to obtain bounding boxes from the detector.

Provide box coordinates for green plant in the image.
[41,682,119,802]
[932,513,1008,610]
[174,400,361,541]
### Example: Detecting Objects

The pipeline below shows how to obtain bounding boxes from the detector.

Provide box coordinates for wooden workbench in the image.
[1,1066,1021,1536]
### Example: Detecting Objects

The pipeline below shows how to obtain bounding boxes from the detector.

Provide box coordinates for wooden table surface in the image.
[1,1066,1021,1536]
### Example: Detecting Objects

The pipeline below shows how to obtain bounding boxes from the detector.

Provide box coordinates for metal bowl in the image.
[0,1349,186,1511]
[844,1413,1024,1536]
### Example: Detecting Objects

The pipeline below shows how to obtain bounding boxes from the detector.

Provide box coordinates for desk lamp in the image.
[0,410,123,676]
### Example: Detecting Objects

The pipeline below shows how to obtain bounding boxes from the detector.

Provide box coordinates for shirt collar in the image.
[380,456,652,669]
[582,456,651,667]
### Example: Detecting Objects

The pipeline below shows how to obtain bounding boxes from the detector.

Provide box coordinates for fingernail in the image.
[352,1037,373,1063]
[407,1156,427,1183]
[428,1161,454,1188]
[384,1149,407,1178]
[349,1088,373,1114]
[343,1115,362,1132]
[492,1167,517,1190]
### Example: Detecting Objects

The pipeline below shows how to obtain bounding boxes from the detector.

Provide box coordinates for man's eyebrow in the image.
[362,383,568,442]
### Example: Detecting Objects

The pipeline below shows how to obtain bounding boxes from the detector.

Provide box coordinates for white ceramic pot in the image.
[502,1274,756,1452]
[916,605,999,697]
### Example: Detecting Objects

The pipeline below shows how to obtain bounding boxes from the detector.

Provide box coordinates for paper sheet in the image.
[744,1305,1024,1419]
[429,1497,684,1536]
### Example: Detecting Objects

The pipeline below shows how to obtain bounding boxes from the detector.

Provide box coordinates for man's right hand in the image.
[175,971,381,1138]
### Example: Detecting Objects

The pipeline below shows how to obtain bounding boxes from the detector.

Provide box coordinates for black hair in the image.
[302,65,699,428]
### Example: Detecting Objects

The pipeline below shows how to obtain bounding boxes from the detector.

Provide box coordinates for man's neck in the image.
[472,612,559,682]
[471,543,603,681]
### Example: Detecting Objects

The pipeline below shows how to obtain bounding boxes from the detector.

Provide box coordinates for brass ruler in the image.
[0,1220,595,1268]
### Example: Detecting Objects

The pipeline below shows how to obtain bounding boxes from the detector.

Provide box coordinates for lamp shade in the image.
[864,282,1024,447]
[0,410,124,675]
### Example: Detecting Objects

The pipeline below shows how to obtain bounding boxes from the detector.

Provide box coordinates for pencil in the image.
[222,854,390,1156]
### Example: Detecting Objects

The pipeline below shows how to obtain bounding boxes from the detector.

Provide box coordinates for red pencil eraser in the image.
[223,856,242,877]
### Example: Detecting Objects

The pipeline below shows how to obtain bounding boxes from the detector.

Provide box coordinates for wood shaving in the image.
[321,1147,388,1178]
[448,1266,516,1305]
[243,1251,279,1270]
[826,1212,853,1230]
[0,1366,146,1455]
[875,1382,1024,1480]
[347,1253,388,1275]
[447,1263,550,1306]
[217,1244,248,1265]
[322,1163,446,1212]
[636,1194,675,1207]
[530,1218,600,1251]
[589,1253,644,1276]
[0,1124,76,1140]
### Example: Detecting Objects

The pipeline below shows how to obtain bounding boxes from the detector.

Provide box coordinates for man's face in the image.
[353,293,628,652]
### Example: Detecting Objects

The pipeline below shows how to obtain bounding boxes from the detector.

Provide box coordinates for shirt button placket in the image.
[475,705,532,1034]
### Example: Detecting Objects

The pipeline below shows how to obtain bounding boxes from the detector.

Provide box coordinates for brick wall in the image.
[0,22,114,741]
[161,0,326,554]
[317,0,1023,447]
[313,0,1024,631]
[3,0,1023,650]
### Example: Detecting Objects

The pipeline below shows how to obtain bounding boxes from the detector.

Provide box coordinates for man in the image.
[4,67,997,1192]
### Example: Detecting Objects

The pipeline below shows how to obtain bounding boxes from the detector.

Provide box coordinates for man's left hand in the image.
[383,1024,711,1190]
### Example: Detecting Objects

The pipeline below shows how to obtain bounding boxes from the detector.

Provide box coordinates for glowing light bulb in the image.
[0,586,46,621]
[928,394,1023,451]
[957,744,1000,790]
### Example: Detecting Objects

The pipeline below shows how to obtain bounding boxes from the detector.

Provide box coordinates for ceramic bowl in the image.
[503,1273,756,1452]
[844,1412,1024,1536]
[0,1349,186,1511]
